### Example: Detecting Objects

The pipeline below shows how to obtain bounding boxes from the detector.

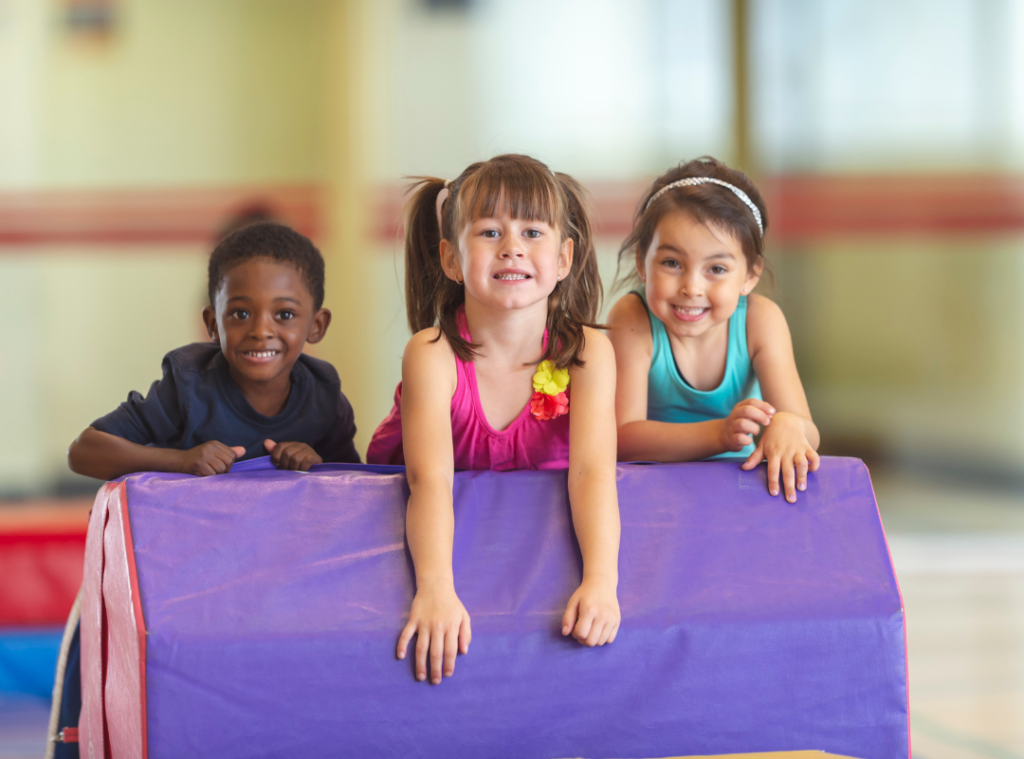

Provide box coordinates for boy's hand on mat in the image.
[264,440,322,471]
[397,585,471,684]
[741,411,820,503]
[562,577,620,647]
[720,398,775,452]
[178,441,246,476]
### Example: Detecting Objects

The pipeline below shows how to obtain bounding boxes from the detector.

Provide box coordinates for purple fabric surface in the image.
[123,456,906,759]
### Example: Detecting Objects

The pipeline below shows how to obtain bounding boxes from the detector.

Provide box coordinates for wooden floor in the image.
[876,470,1024,759]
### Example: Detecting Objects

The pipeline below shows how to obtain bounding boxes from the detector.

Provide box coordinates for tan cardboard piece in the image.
[566,752,861,759]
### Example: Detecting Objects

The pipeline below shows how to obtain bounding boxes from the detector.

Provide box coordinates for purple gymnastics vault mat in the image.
[80,457,907,759]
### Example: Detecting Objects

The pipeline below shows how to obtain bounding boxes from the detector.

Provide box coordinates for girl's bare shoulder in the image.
[580,325,614,361]
[745,293,791,354]
[606,291,651,335]
[405,327,455,356]
[403,327,458,385]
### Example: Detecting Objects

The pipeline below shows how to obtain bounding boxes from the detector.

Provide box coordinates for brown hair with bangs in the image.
[404,154,601,368]
[617,156,768,289]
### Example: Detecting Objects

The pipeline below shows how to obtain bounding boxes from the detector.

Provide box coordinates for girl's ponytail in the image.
[544,173,602,368]
[404,178,449,334]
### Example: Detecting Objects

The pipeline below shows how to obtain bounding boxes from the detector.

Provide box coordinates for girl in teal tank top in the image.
[607,157,821,503]
[634,289,761,460]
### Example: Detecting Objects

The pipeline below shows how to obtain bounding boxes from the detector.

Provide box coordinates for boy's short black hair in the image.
[208,222,326,310]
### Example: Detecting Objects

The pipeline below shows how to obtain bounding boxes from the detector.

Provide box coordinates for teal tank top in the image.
[635,290,762,460]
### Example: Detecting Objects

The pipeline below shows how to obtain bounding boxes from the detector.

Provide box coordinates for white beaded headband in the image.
[645,177,763,235]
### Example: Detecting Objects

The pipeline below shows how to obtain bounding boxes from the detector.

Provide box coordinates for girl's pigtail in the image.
[404,178,448,334]
[547,173,602,368]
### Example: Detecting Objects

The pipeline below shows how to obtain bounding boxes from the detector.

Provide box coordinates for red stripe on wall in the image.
[0,184,324,246]
[4,175,1024,249]
[372,175,1024,244]
[763,174,1024,241]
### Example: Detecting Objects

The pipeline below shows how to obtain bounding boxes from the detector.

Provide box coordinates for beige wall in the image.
[774,238,1024,470]
[0,0,334,494]
[4,0,1024,494]
[0,0,333,190]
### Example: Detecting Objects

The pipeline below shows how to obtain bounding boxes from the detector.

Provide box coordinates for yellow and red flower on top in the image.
[530,360,569,421]
[532,360,569,396]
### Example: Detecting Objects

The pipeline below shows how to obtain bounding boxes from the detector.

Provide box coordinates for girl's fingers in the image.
[415,630,430,682]
[397,621,416,659]
[736,405,773,427]
[429,627,445,684]
[782,457,796,502]
[459,614,472,655]
[766,454,781,496]
[795,453,809,491]
[737,419,761,437]
[741,440,765,471]
[739,398,776,415]
[443,628,459,677]
[573,608,595,644]
[808,449,821,471]
[585,619,605,647]
[562,598,579,636]
[608,622,619,644]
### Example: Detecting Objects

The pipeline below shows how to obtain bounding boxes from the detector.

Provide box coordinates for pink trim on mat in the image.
[118,488,148,758]
[102,482,148,758]
[79,483,114,759]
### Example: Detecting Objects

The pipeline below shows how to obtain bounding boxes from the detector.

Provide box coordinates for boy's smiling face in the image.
[202,258,330,413]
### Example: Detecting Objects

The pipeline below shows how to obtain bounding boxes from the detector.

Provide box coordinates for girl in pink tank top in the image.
[368,306,570,471]
[368,155,621,686]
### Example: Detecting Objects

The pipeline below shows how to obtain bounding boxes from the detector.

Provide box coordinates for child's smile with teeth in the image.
[203,258,332,415]
[442,212,572,311]
[640,212,760,339]
[673,305,709,320]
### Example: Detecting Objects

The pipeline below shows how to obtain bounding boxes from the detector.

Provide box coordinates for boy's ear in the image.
[202,306,219,341]
[306,308,332,344]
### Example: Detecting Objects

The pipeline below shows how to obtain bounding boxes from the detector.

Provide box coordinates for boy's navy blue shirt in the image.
[92,342,360,463]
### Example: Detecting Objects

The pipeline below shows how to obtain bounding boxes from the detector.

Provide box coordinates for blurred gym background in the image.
[1,0,1022,756]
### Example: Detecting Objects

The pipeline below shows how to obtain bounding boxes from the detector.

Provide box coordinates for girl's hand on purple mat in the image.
[264,439,322,471]
[562,577,620,647]
[178,441,246,476]
[741,411,820,503]
[397,585,471,684]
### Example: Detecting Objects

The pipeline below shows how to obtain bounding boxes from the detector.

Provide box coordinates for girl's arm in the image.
[394,330,471,684]
[562,327,621,646]
[607,295,772,462]
[67,427,245,480]
[742,294,821,501]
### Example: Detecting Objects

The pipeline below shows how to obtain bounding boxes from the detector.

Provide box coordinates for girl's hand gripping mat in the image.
[79,457,907,759]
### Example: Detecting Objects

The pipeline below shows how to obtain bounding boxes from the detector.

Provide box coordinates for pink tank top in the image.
[366,310,570,471]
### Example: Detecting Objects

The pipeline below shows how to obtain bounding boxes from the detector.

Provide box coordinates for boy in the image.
[52,222,358,758]
[68,221,359,479]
